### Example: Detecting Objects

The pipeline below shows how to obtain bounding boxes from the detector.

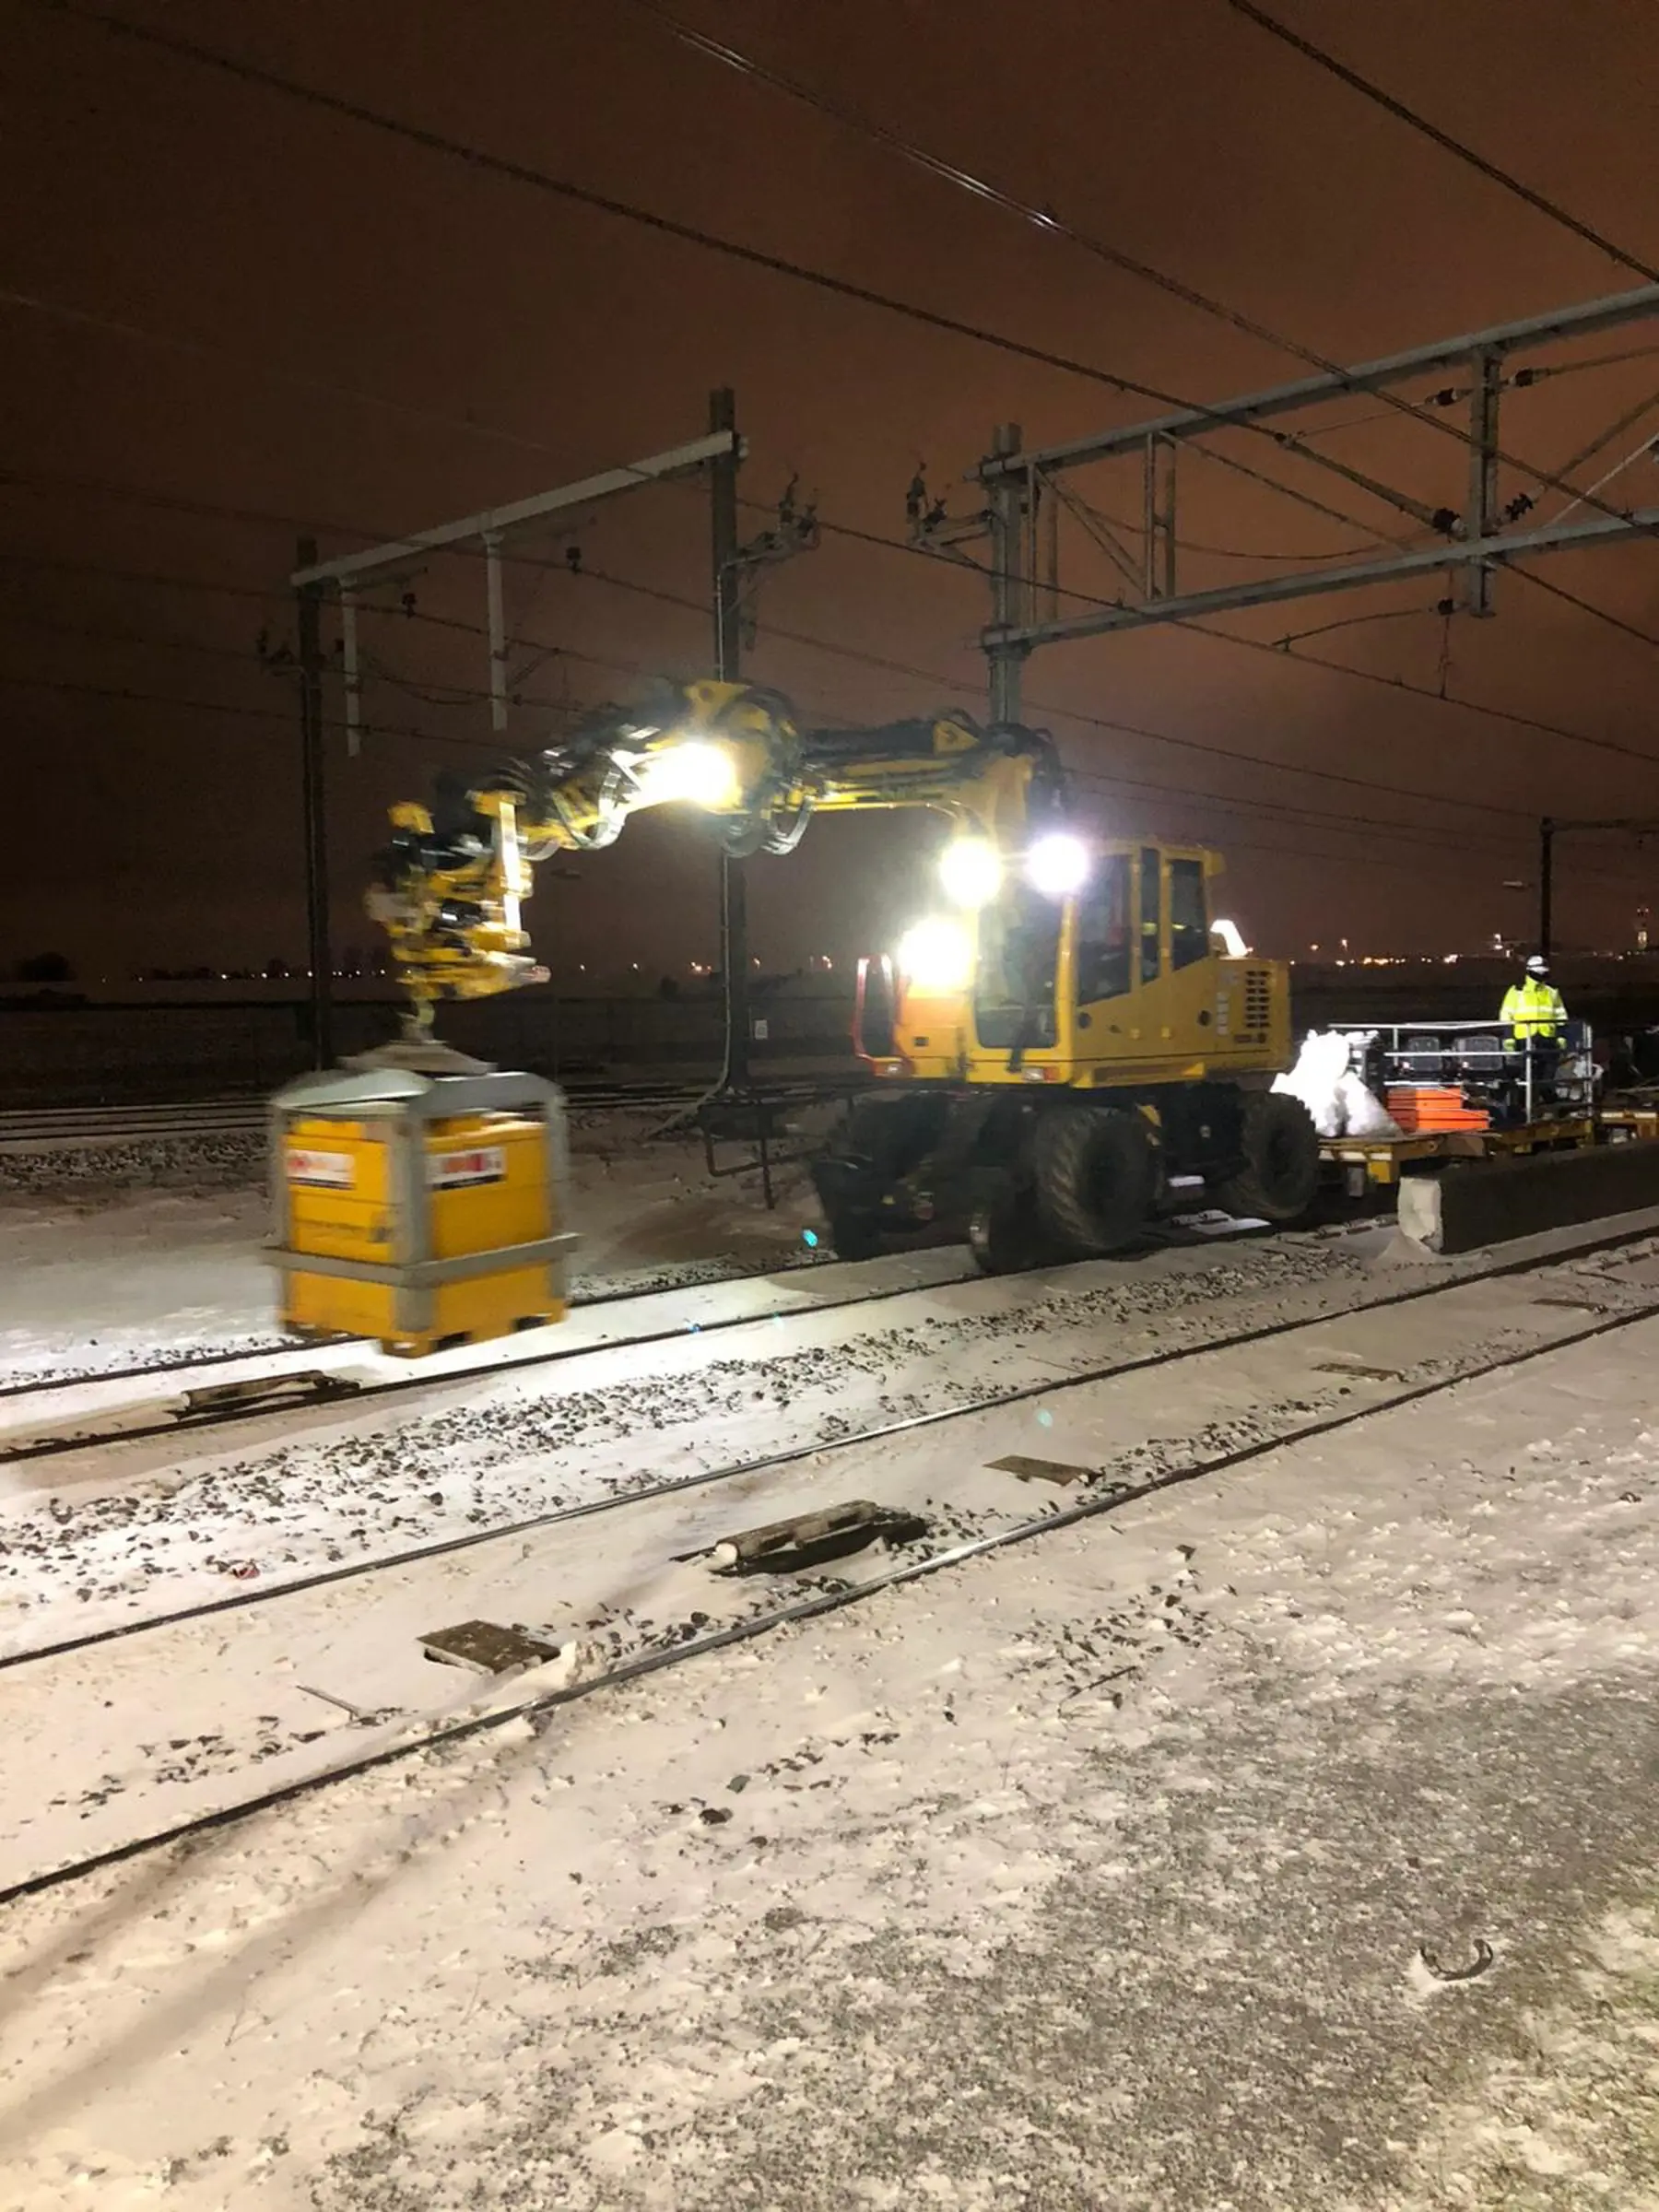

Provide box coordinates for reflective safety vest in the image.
[1500,976,1567,1041]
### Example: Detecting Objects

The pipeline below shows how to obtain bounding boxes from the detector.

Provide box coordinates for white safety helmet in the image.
[1525,953,1548,974]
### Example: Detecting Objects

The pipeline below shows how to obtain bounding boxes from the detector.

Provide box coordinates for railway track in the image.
[5,1220,1656,1907]
[0,1205,1276,1452]
[0,1245,977,1463]
[0,1245,850,1406]
[0,1080,713,1152]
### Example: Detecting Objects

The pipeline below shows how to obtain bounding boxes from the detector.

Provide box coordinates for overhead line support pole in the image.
[984,422,1028,726]
[1465,349,1501,618]
[484,532,508,733]
[1144,432,1176,599]
[710,387,750,1090]
[295,533,334,1069]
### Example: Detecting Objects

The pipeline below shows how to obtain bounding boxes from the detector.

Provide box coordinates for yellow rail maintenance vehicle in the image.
[300,679,1312,1348]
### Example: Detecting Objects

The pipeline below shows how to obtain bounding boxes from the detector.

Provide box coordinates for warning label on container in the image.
[429,1146,507,1189]
[286,1148,354,1189]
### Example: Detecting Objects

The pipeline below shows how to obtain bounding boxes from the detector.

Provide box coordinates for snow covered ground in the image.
[8,1132,1659,2207]
[5,1322,1659,2207]
[0,1112,830,1387]
[3,1235,1659,2201]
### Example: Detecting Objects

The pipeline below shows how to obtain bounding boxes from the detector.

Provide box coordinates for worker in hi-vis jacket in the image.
[1500,952,1568,1111]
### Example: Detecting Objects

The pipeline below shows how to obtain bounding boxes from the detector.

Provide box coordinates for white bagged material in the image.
[1272,1030,1351,1137]
[1335,1069,1403,1138]
[1272,1030,1403,1139]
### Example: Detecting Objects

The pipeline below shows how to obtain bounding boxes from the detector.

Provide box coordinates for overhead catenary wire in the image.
[1510,566,1659,659]
[0,286,568,461]
[624,0,1654,538]
[28,0,1184,408]
[24,0,1659,821]
[0,550,1536,857]
[1185,615,1659,772]
[542,551,1540,821]
[6,266,1653,782]
[1223,0,1659,287]
[0,507,1567,833]
[4,441,1650,808]
[12,276,1651,582]
[0,663,1539,885]
[1270,604,1442,653]
[45,0,1642,564]
[1542,405,1659,524]
[0,601,1526,861]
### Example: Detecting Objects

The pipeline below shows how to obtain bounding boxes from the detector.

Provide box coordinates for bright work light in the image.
[637,740,740,809]
[1024,831,1090,897]
[895,916,973,993]
[937,836,1003,908]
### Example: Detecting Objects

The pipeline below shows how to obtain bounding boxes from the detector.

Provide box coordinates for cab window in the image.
[1169,858,1208,970]
[1139,847,1162,983]
[1075,853,1131,1003]
[974,887,1059,1050]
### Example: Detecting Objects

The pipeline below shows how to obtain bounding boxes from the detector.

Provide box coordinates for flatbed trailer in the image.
[1601,1106,1659,1143]
[1321,1116,1599,1194]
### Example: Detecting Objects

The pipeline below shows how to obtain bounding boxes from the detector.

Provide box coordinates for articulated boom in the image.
[367,678,1060,1029]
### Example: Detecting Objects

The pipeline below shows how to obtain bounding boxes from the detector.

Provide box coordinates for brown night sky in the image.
[4,0,1659,981]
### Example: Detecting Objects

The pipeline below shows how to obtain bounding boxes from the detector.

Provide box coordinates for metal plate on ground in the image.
[181,1371,359,1418]
[418,1620,563,1675]
[987,1453,1094,1486]
[705,1500,927,1573]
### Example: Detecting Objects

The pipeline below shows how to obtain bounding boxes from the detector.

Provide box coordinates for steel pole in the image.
[984,422,1026,725]
[295,535,334,1069]
[710,388,749,1089]
[1463,349,1501,617]
[1538,815,1555,961]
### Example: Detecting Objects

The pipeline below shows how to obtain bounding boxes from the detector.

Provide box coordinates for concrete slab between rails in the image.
[1397,1141,1659,1257]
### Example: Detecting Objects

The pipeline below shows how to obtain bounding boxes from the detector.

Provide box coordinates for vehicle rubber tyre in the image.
[1210,1091,1320,1223]
[968,1184,1039,1276]
[1033,1106,1155,1256]
[824,1208,884,1263]
[838,1092,947,1177]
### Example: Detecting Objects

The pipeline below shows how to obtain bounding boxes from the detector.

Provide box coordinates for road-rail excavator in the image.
[363,677,1315,1274]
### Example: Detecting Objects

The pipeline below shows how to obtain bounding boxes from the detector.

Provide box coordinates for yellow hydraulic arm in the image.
[368,679,1064,1030]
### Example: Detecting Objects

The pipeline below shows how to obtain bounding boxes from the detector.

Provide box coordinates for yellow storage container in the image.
[268,1066,573,1357]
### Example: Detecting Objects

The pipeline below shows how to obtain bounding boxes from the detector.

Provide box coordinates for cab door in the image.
[1069,849,1137,1071]
[1152,851,1223,1066]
